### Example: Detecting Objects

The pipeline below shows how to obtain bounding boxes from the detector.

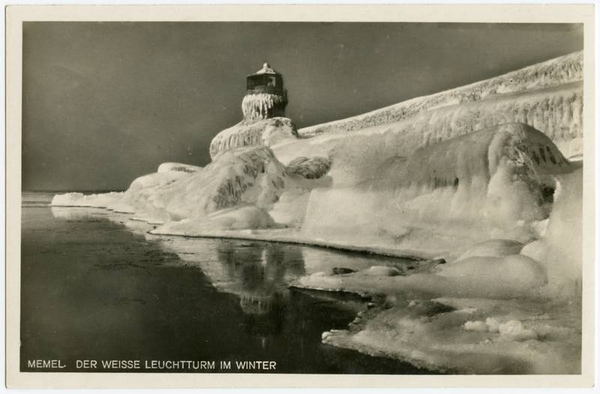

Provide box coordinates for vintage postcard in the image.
[5,4,596,389]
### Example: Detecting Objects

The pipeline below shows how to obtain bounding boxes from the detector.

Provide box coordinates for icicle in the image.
[242,93,284,121]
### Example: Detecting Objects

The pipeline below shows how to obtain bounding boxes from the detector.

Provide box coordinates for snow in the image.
[285,156,331,179]
[496,320,539,341]
[50,51,584,374]
[107,169,192,218]
[521,167,583,298]
[293,163,582,374]
[455,239,524,261]
[294,254,546,300]
[300,51,582,145]
[147,146,285,222]
[268,189,313,227]
[54,145,286,226]
[319,297,580,374]
[241,94,287,122]
[363,266,402,277]
[261,118,298,146]
[51,191,123,208]
[157,162,201,173]
[251,62,278,75]
[210,117,297,159]
[156,205,276,233]
[273,82,583,173]
[463,320,490,332]
[437,254,548,294]
[298,123,570,257]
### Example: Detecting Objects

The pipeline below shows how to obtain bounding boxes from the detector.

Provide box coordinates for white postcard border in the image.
[5,4,596,389]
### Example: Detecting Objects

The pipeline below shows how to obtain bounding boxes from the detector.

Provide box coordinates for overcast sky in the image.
[22,22,583,191]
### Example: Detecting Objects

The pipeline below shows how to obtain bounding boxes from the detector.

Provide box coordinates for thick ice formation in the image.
[241,93,287,122]
[273,83,582,173]
[319,297,581,374]
[51,52,584,374]
[53,122,575,258]
[156,205,276,233]
[54,146,287,225]
[521,167,583,298]
[300,51,583,140]
[107,171,193,221]
[294,162,582,374]
[295,253,547,300]
[268,174,332,228]
[285,156,331,179]
[51,191,123,208]
[209,117,297,159]
[455,239,524,261]
[300,123,572,257]
[156,162,202,173]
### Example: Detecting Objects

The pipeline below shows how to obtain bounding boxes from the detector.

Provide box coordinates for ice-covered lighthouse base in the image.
[52,51,585,374]
[241,93,287,122]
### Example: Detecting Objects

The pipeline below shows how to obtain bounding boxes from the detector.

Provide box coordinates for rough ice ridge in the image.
[300,51,583,138]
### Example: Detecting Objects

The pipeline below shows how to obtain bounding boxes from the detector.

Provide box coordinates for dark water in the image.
[21,192,430,374]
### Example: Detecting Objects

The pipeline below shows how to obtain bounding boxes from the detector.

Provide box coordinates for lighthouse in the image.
[209,62,299,159]
[242,62,288,122]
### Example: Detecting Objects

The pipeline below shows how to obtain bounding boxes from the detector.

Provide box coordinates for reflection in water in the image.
[217,242,305,315]
[49,205,366,353]
[50,205,404,327]
[34,197,430,374]
[50,206,413,314]
[216,242,306,343]
[51,206,111,220]
[50,205,413,295]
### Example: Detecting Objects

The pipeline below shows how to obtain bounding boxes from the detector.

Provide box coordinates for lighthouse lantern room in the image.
[242,63,288,121]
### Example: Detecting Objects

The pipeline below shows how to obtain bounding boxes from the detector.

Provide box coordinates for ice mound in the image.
[210,117,297,159]
[107,168,194,217]
[325,121,571,187]
[126,146,286,222]
[320,298,580,374]
[464,318,538,341]
[295,164,582,372]
[296,254,546,300]
[301,123,573,257]
[267,173,333,228]
[55,146,287,228]
[154,205,276,234]
[285,156,331,179]
[261,118,298,147]
[276,87,582,185]
[521,167,583,298]
[363,266,402,277]
[51,191,124,208]
[455,239,524,261]
[437,255,548,294]
[275,54,583,169]
[157,162,201,173]
[392,123,572,185]
[52,163,197,215]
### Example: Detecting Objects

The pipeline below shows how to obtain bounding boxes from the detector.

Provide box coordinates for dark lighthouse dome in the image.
[246,62,285,96]
[242,62,288,121]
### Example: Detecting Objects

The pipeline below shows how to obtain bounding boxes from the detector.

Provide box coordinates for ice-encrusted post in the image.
[242,62,288,122]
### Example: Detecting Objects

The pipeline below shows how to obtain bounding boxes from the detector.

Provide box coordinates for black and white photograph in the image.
[6,4,595,389]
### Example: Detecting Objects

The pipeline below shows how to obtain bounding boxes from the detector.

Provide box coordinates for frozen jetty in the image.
[53,53,584,374]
